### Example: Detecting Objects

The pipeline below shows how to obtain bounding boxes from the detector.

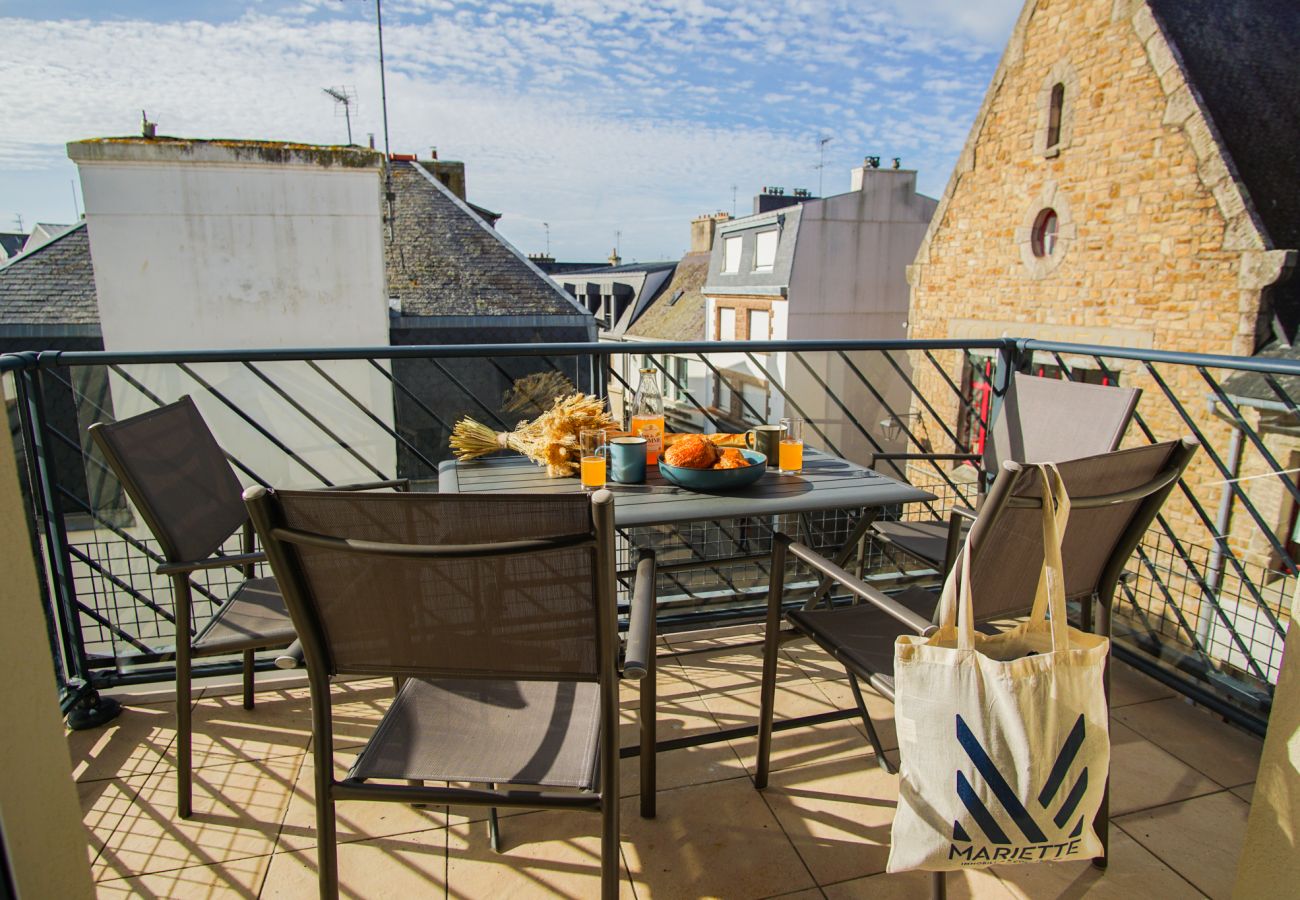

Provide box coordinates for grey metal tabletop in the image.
[437,448,935,528]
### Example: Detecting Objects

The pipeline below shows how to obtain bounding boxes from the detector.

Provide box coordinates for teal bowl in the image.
[658,449,768,492]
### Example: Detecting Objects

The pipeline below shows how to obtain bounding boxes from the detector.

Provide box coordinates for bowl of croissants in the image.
[658,433,767,491]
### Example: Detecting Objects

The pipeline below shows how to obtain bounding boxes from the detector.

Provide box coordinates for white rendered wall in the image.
[71,143,396,487]
[785,171,937,467]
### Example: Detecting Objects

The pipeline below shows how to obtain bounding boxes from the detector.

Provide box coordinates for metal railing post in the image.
[15,364,102,719]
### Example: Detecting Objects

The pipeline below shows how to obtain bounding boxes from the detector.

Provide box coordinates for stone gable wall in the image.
[904,0,1293,646]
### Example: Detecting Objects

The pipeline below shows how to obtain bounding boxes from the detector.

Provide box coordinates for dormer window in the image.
[722,235,742,273]
[1046,83,1065,152]
[753,230,778,272]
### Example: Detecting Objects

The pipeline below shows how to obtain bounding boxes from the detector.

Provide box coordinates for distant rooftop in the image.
[625,252,709,342]
[563,260,678,276]
[386,160,590,320]
[0,222,99,334]
[67,136,382,169]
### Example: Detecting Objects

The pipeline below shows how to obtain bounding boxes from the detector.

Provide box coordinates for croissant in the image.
[663,434,721,469]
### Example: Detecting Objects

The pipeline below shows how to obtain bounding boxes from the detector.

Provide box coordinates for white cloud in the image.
[873,65,912,83]
[0,1,1010,255]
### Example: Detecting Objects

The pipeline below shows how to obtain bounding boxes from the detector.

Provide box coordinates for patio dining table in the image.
[436,447,934,816]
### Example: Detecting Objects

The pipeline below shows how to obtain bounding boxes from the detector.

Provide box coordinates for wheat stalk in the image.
[449,389,615,477]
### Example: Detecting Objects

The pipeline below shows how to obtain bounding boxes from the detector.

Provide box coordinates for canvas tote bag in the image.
[887,464,1110,872]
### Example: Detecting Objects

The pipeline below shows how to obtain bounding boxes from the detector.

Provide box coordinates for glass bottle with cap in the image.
[629,367,666,465]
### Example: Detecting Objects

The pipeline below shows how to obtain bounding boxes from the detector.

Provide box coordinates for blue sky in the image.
[0,0,1020,260]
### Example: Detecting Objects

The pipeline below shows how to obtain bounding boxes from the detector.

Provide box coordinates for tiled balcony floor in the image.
[70,625,1262,899]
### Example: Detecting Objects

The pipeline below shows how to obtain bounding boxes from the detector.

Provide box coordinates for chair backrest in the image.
[983,373,1141,472]
[964,438,1196,622]
[89,396,247,564]
[245,489,617,683]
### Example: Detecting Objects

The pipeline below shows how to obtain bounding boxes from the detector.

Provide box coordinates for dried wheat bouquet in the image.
[450,390,616,478]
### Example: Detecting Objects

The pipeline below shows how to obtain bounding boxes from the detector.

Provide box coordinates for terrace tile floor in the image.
[71,624,1262,899]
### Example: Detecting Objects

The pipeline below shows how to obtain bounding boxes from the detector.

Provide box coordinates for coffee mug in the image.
[744,424,783,463]
[610,436,648,484]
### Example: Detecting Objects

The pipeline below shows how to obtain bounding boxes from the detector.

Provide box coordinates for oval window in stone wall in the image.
[1031,208,1059,258]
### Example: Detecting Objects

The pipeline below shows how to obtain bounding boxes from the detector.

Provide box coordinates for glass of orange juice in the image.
[778,417,804,474]
[580,429,608,490]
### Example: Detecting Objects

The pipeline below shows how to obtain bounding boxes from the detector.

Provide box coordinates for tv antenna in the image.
[543,222,550,256]
[731,184,737,215]
[816,136,832,197]
[323,86,357,145]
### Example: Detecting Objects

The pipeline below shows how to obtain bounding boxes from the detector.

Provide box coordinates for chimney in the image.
[608,247,621,266]
[851,155,915,192]
[690,212,731,254]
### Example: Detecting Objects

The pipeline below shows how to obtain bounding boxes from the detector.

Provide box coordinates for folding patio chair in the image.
[245,486,654,900]
[754,439,1197,884]
[872,372,1140,578]
[89,396,405,818]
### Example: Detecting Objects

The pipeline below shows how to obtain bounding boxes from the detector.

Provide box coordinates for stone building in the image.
[906,0,1299,686]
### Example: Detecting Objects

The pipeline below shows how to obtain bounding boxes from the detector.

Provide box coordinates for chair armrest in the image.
[156,551,267,576]
[622,551,656,680]
[949,504,977,522]
[329,478,411,492]
[785,540,932,635]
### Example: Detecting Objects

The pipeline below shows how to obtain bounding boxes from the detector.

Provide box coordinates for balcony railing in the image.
[4,336,1297,736]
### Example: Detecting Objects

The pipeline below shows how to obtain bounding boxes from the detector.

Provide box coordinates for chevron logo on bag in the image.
[947,713,1091,865]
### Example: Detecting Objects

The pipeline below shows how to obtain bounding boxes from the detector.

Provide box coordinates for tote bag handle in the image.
[937,462,1071,653]
[1025,463,1071,652]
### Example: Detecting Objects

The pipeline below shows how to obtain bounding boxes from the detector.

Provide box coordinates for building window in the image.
[748,309,770,340]
[1035,62,1077,158]
[753,230,778,271]
[722,235,742,273]
[1031,208,1059,258]
[1045,83,1065,151]
[719,307,737,341]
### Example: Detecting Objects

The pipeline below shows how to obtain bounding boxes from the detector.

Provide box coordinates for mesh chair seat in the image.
[872,520,966,568]
[350,677,602,790]
[787,587,938,698]
[192,577,295,655]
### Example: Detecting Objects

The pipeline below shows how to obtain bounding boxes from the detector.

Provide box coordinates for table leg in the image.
[804,508,879,610]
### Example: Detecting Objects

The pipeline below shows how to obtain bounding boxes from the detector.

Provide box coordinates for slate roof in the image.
[624,252,709,342]
[385,161,590,318]
[0,233,25,259]
[0,222,100,327]
[564,261,677,276]
[1149,0,1300,340]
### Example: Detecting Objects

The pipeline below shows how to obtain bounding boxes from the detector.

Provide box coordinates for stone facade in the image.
[905,0,1299,667]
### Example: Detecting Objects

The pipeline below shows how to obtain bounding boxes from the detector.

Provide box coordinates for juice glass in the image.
[778,417,804,474]
[580,429,608,490]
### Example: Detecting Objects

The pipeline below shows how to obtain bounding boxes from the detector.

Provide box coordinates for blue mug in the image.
[610,436,648,484]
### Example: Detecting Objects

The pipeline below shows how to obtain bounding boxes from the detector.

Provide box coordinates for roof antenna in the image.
[322,86,356,144]
[374,0,395,242]
[816,136,832,196]
[141,110,156,139]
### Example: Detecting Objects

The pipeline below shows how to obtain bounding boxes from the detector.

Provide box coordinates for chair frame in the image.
[246,487,652,900]
[872,372,1141,580]
[89,396,407,818]
[756,439,1197,892]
